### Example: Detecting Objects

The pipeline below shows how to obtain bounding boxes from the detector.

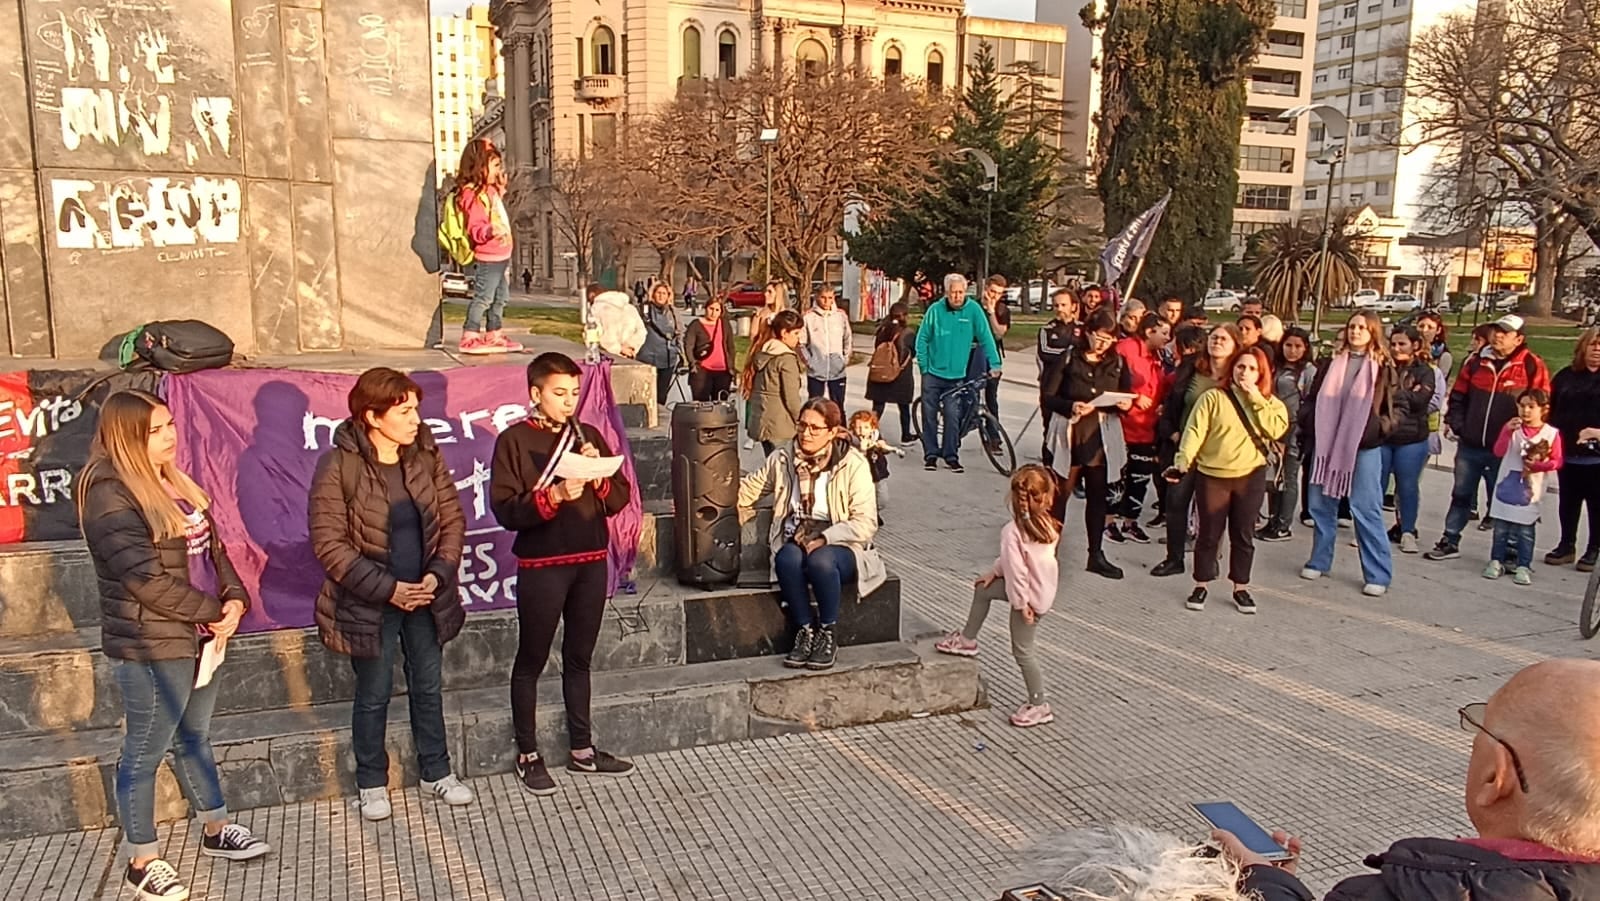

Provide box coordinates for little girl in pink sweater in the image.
[936,464,1061,727]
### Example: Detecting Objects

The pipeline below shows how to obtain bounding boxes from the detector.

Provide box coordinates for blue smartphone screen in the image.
[1192,802,1287,856]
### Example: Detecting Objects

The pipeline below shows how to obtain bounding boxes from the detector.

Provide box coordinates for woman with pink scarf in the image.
[1299,312,1398,596]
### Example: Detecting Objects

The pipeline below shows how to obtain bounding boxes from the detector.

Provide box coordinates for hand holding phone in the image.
[1190,801,1295,864]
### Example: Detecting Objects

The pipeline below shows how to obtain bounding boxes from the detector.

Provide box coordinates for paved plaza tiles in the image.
[1,377,1590,900]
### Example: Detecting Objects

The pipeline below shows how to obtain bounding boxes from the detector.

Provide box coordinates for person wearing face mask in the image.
[310,368,471,822]
[1166,346,1288,614]
[1300,312,1399,596]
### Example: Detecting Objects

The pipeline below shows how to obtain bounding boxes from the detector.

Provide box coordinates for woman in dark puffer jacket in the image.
[309,368,470,822]
[79,390,271,901]
[1380,325,1435,555]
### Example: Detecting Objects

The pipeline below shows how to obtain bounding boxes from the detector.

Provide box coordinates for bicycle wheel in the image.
[907,396,922,441]
[979,411,1016,476]
[1581,565,1600,639]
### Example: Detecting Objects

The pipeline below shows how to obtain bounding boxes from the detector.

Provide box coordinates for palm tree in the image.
[1248,212,1364,323]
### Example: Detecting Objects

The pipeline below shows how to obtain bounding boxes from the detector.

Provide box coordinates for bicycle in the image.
[1582,565,1600,638]
[906,376,1016,476]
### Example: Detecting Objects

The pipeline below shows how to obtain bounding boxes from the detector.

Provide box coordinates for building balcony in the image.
[1263,41,1304,58]
[1248,80,1302,98]
[1243,118,1297,136]
[575,74,624,102]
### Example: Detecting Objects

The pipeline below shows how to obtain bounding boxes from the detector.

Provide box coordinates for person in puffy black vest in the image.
[1545,328,1600,571]
[78,389,271,901]
[307,367,471,823]
[1215,658,1600,901]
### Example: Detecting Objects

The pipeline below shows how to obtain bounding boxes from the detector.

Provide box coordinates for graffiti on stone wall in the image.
[30,7,237,168]
[51,176,242,253]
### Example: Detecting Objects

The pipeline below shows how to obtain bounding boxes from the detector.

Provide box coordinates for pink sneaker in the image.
[934,631,978,657]
[458,331,498,355]
[1009,703,1054,728]
[488,329,523,352]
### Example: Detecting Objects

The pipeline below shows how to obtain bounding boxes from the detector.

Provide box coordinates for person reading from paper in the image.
[491,352,634,797]
[78,390,271,901]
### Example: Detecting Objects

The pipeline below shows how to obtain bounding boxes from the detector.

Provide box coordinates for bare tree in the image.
[543,153,624,285]
[1415,243,1458,303]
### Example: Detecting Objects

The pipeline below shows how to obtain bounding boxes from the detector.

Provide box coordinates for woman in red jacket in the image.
[1109,312,1171,544]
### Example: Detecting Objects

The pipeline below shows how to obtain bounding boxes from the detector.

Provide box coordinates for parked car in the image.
[1202,289,1242,312]
[725,281,768,308]
[441,271,471,299]
[1375,293,1423,314]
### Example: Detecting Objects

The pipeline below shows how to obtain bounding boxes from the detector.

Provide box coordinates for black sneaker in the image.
[1086,552,1124,580]
[126,859,189,900]
[1104,522,1127,543]
[948,459,965,474]
[567,750,635,777]
[1478,516,1495,532]
[807,626,837,670]
[924,458,938,472]
[516,754,557,796]
[1381,494,1396,512]
[1387,523,1402,543]
[1467,509,1480,521]
[785,625,815,668]
[1150,558,1186,577]
[1124,523,1152,544]
[200,823,271,861]
[1580,549,1599,573]
[1184,587,1207,611]
[1424,540,1460,561]
[1545,545,1577,566]
[1232,590,1258,615]
[1147,512,1167,528]
[1255,525,1292,543]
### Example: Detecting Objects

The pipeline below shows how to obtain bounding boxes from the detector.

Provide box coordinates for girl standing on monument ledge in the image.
[78,390,271,901]
[457,138,525,356]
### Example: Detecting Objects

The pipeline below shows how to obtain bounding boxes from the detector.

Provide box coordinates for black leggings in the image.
[1162,470,1198,563]
[511,561,609,755]
[655,368,674,405]
[1557,464,1600,553]
[1053,464,1108,556]
[690,368,734,402]
[871,401,912,444]
[1193,469,1267,584]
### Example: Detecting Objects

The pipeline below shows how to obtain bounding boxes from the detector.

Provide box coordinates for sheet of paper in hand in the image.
[1090,392,1138,408]
[554,452,624,481]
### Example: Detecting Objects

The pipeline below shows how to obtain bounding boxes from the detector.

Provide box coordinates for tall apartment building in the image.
[1306,0,1459,229]
[1231,0,1320,257]
[1032,0,1100,167]
[431,12,492,177]
[491,0,1067,287]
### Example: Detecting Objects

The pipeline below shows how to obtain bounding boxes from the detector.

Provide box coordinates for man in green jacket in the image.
[916,273,1002,473]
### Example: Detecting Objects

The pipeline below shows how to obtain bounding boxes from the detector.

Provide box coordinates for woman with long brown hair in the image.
[454,139,523,355]
[864,301,917,442]
[79,391,270,901]
[742,281,791,448]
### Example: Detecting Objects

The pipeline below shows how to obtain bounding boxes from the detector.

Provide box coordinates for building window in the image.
[682,26,702,78]
[1375,180,1391,196]
[1384,87,1402,103]
[797,38,827,79]
[884,45,902,76]
[1367,2,1380,12]
[592,26,616,75]
[1238,184,1292,210]
[575,37,585,75]
[1338,65,1353,79]
[1340,34,1355,49]
[1277,0,1306,16]
[1343,4,1356,17]
[1239,145,1296,173]
[718,30,738,78]
[1349,192,1365,204]
[1305,187,1319,201]
[927,49,944,91]
[1356,122,1372,136]
[593,114,617,149]
[1310,123,1326,142]
[1359,91,1373,106]
[1314,73,1327,83]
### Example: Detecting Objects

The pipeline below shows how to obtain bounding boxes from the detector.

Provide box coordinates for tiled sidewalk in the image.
[3,378,1586,900]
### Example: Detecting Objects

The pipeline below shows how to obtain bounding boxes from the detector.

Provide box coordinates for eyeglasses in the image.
[1459,702,1530,793]
[796,421,831,434]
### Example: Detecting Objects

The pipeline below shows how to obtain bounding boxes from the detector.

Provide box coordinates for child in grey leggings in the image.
[935,464,1061,727]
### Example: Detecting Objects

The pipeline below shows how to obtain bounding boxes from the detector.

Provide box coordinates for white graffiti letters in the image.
[0,396,83,442]
[52,176,242,250]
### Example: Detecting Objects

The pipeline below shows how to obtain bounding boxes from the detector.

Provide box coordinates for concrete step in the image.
[0,636,983,840]
[0,576,903,736]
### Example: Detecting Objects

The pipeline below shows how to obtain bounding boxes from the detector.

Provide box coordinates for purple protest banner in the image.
[163,360,641,634]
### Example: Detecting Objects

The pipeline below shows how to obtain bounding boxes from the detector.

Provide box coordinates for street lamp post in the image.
[956,147,999,283]
[760,128,778,282]
[1281,104,1348,338]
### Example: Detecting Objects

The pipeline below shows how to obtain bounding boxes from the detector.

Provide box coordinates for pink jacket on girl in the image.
[984,521,1059,616]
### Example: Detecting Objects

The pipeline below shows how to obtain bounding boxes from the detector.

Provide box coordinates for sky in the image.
[429,0,1037,22]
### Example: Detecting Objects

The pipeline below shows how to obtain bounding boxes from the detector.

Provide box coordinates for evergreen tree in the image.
[1093,0,1276,302]
[848,44,1066,287]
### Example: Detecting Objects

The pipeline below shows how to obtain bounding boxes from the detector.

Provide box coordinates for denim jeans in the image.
[1266,446,1302,532]
[1380,440,1430,536]
[920,373,967,465]
[1306,446,1393,586]
[774,542,858,627]
[350,606,451,789]
[465,259,511,332]
[114,658,229,859]
[806,376,846,406]
[1491,520,1537,568]
[1443,444,1503,544]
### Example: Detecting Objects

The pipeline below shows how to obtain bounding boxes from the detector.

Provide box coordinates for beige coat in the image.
[738,441,886,596]
[747,339,805,444]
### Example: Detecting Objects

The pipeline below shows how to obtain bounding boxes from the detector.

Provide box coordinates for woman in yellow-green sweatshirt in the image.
[1166,345,1288,615]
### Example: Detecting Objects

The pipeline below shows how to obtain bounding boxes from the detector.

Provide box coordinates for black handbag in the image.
[1224,388,1285,490]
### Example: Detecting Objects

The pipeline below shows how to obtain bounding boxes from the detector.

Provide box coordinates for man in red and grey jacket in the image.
[1424,314,1551,561]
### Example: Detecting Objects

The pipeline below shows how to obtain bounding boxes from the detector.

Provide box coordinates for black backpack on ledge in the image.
[118,320,236,373]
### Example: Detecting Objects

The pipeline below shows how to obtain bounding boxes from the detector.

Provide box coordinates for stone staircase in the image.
[0,358,982,841]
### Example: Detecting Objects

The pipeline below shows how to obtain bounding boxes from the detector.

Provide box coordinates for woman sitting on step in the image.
[308,367,472,823]
[738,397,886,671]
[79,390,272,901]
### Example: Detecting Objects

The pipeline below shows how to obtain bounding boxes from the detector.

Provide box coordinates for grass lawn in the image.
[443,302,754,368]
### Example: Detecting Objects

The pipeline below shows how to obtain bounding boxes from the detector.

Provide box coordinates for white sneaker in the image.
[743,438,754,450]
[1299,567,1324,580]
[126,859,189,900]
[1400,533,1420,554]
[1362,583,1388,597]
[358,786,392,821]
[421,773,474,806]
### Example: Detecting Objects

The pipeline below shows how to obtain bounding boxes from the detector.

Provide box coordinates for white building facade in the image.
[432,13,491,177]
[1231,0,1321,258]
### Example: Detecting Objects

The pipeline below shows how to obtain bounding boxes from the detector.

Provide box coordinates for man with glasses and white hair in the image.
[1217,658,1600,900]
[915,273,1001,473]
